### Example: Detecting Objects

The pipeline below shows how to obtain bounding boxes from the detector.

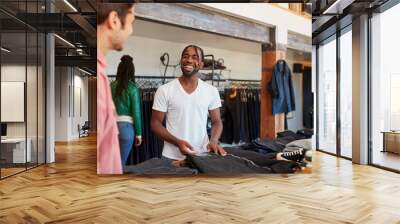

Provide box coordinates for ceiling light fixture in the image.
[78,67,93,76]
[1,47,11,53]
[323,0,355,15]
[63,0,78,12]
[54,34,75,48]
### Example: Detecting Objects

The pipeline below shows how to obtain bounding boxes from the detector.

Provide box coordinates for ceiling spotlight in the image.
[63,0,78,12]
[78,67,93,76]
[54,34,75,48]
[1,47,11,53]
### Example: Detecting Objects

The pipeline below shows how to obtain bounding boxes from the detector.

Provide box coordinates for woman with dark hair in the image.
[111,55,142,168]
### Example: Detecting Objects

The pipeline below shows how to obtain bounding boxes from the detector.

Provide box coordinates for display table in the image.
[382,131,400,154]
[1,138,32,163]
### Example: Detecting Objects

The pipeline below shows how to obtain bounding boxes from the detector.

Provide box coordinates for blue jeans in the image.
[117,122,135,166]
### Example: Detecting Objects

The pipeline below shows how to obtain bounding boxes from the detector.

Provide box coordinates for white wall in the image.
[1,64,46,163]
[54,67,89,141]
[1,65,36,138]
[198,3,311,45]
[107,20,262,80]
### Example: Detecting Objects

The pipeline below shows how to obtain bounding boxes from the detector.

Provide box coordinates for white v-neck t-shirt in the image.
[152,78,221,160]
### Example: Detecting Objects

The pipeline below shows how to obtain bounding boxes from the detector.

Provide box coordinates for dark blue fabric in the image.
[117,122,135,166]
[268,60,296,114]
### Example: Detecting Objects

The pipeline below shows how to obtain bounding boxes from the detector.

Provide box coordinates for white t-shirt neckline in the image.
[177,77,199,96]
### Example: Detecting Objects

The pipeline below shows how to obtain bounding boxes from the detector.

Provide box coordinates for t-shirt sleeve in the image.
[152,86,168,112]
[209,87,222,110]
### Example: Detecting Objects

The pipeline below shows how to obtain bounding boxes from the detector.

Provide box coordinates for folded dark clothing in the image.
[253,138,285,152]
[187,148,299,175]
[277,130,306,140]
[225,147,300,173]
[186,152,272,175]
[123,158,198,175]
[296,129,313,139]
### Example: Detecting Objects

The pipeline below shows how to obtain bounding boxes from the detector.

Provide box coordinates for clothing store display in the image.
[110,80,143,137]
[224,147,300,172]
[117,122,135,166]
[153,78,221,160]
[186,147,300,175]
[124,157,198,175]
[186,152,273,175]
[125,146,301,175]
[129,87,164,165]
[221,87,260,144]
[97,51,122,174]
[268,59,296,114]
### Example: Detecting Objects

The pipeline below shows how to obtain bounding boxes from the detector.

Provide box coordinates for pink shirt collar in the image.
[97,49,107,73]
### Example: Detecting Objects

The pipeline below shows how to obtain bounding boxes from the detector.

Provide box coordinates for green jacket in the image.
[110,80,142,136]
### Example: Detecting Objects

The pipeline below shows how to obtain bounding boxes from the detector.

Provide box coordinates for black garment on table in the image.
[268,60,296,114]
[238,136,298,154]
[124,157,198,175]
[277,130,306,140]
[296,129,314,139]
[186,147,299,175]
[186,153,272,175]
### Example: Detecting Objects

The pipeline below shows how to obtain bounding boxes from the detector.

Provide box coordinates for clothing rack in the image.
[108,75,260,84]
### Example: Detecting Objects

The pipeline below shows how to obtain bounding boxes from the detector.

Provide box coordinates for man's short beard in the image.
[182,68,199,77]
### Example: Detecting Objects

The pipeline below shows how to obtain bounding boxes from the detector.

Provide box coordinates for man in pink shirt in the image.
[97,3,135,174]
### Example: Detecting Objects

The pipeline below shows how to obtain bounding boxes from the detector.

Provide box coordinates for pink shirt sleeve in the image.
[97,61,122,174]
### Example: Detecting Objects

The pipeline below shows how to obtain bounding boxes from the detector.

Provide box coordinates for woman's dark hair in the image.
[115,55,135,97]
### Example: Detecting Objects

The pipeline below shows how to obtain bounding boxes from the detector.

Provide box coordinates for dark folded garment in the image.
[123,158,198,175]
[277,130,306,140]
[186,148,299,175]
[296,129,314,139]
[252,138,285,152]
[186,152,272,175]
[224,147,300,173]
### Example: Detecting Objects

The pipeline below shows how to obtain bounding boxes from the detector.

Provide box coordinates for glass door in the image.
[317,36,337,154]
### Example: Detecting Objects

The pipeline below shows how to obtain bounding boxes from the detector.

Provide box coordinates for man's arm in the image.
[151,110,196,155]
[207,108,226,156]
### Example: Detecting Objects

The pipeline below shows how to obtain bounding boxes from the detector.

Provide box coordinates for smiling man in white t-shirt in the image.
[151,45,226,160]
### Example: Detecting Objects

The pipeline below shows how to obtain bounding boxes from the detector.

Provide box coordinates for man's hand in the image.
[176,139,197,155]
[207,140,227,156]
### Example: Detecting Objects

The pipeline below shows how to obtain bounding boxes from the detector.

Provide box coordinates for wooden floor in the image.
[1,135,400,223]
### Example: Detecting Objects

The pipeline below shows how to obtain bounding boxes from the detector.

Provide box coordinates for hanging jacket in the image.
[268,60,296,114]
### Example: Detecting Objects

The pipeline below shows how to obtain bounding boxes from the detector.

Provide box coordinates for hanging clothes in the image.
[120,79,166,165]
[268,60,296,114]
[221,84,261,144]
